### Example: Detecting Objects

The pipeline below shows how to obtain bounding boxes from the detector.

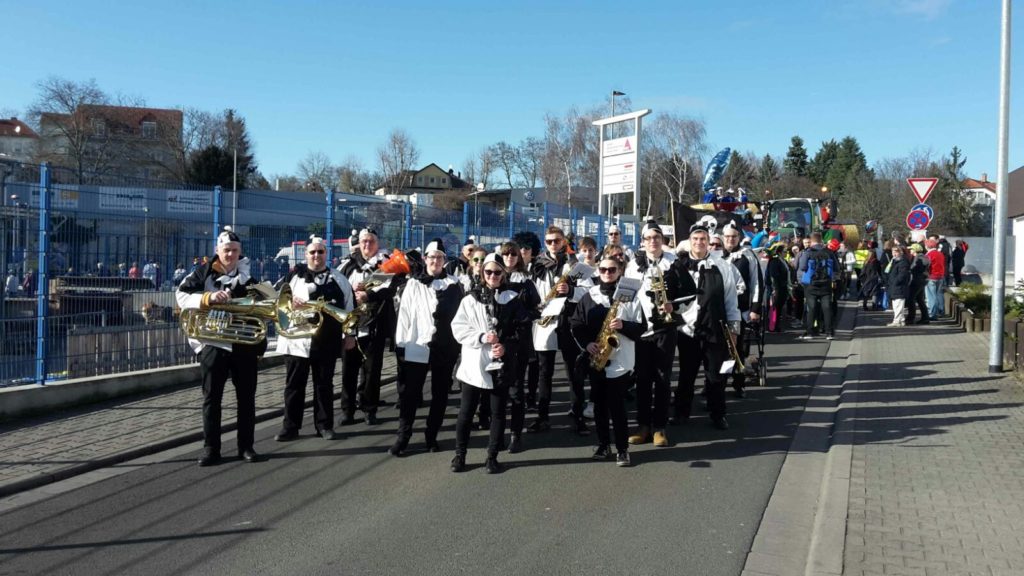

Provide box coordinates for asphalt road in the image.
[0,333,828,576]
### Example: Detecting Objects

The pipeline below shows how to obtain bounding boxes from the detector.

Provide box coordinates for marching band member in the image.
[445,237,476,279]
[721,221,762,398]
[450,253,531,474]
[273,235,355,443]
[513,231,542,411]
[570,252,644,467]
[338,228,399,426]
[460,246,488,293]
[670,220,742,430]
[176,227,266,466]
[606,224,635,260]
[389,238,464,455]
[624,220,678,448]
[528,226,585,435]
[500,240,541,453]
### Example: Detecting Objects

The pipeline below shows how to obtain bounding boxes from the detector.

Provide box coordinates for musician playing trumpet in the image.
[570,252,644,467]
[273,235,355,443]
[176,227,266,467]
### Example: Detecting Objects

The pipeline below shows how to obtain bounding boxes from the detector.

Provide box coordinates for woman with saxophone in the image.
[176,227,266,467]
[570,251,644,467]
[273,235,355,443]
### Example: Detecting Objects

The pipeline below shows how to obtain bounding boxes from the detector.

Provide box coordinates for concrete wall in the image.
[958,235,1015,275]
[0,353,286,422]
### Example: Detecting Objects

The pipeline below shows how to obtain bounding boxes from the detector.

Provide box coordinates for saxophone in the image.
[537,270,571,328]
[590,300,621,371]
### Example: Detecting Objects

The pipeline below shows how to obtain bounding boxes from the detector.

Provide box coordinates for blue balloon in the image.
[702,148,731,192]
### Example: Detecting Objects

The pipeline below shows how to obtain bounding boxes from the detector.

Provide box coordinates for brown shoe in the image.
[628,426,651,445]
[653,429,669,447]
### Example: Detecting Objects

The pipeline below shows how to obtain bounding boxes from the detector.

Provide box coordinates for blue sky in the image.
[2,0,1020,181]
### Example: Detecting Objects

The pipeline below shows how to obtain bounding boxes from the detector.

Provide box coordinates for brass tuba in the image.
[276,284,351,339]
[180,287,287,345]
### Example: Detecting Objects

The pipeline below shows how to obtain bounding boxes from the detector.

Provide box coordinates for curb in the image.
[0,371,398,500]
[741,301,860,576]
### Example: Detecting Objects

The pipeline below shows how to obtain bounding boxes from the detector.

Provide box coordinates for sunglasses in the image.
[598,266,618,274]
[472,257,485,263]
[502,252,518,257]
[545,238,562,244]
[483,269,503,277]
[710,243,723,248]
[609,232,620,236]
[307,250,325,255]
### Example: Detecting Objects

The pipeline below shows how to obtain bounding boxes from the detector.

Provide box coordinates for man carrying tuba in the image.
[176,227,267,467]
[273,235,355,443]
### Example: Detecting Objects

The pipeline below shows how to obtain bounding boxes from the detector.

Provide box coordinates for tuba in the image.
[590,300,621,371]
[276,284,350,339]
[179,286,287,345]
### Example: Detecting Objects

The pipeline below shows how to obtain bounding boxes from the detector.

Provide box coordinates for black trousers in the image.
[675,332,729,420]
[906,283,928,324]
[591,370,631,451]
[282,352,338,433]
[199,346,258,455]
[455,380,509,459]
[634,330,676,429]
[536,326,583,421]
[804,290,833,336]
[395,353,457,443]
[341,329,387,416]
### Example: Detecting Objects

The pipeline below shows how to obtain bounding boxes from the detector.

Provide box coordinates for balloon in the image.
[864,220,878,233]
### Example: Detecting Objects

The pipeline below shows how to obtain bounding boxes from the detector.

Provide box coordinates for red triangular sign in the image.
[907,177,938,203]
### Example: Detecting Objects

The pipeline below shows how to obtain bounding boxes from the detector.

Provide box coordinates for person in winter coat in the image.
[858,251,883,311]
[905,244,930,325]
[500,240,541,454]
[763,243,791,332]
[569,253,645,467]
[450,253,532,474]
[885,245,911,327]
[951,240,968,287]
[388,238,464,456]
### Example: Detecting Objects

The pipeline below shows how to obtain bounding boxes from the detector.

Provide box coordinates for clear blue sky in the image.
[3,0,1020,181]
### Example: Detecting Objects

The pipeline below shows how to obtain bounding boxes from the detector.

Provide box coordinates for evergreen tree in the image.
[823,136,870,195]
[783,136,809,177]
[187,145,234,188]
[223,109,257,188]
[758,154,781,197]
[809,139,839,187]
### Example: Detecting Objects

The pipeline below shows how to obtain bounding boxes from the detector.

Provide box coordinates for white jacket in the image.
[675,253,742,338]
[395,275,460,364]
[452,289,519,389]
[582,284,644,378]
[624,250,677,333]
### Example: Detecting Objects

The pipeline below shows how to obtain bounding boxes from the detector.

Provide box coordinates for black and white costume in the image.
[275,263,354,437]
[570,282,644,454]
[530,249,582,429]
[670,250,741,427]
[176,247,265,462]
[338,247,398,422]
[724,237,762,393]
[392,251,464,453]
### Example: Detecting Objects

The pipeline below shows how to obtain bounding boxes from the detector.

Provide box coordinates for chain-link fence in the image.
[1,162,643,386]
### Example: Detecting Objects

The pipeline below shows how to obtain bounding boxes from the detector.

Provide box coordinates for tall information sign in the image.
[593,109,651,217]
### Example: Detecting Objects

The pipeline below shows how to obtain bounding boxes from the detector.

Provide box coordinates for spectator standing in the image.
[858,251,883,311]
[5,270,19,296]
[905,244,930,325]
[172,263,187,286]
[886,245,911,327]
[951,240,968,287]
[925,239,946,320]
[128,262,141,279]
[142,260,158,288]
[797,231,838,340]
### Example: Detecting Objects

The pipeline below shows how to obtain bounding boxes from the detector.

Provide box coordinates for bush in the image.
[1008,279,1024,319]
[956,283,991,318]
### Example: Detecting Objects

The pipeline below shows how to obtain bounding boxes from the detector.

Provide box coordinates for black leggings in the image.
[591,371,631,451]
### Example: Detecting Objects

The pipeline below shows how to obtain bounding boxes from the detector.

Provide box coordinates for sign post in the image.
[593,109,651,218]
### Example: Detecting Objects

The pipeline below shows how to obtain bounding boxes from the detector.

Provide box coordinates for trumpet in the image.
[649,265,677,327]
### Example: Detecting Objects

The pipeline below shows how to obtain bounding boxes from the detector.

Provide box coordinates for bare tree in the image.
[158,107,221,181]
[29,77,114,182]
[644,113,709,207]
[297,150,335,191]
[376,128,420,192]
[476,146,495,189]
[515,137,544,189]
[492,141,518,189]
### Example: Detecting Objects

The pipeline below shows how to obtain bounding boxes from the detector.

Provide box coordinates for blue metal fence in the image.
[1,163,641,387]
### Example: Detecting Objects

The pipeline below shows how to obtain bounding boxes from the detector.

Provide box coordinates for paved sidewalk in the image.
[838,311,1024,576]
[0,354,398,499]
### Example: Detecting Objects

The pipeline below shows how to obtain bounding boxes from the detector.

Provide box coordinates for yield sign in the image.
[907,178,938,203]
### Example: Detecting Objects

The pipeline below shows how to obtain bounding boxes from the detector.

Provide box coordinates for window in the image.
[429,176,435,185]
[441,177,447,185]
[92,118,106,137]
[142,121,157,139]
[416,176,422,184]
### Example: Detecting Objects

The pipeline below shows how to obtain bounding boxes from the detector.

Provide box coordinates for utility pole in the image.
[989,0,1012,373]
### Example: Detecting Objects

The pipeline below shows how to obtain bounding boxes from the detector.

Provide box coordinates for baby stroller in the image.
[744,317,768,387]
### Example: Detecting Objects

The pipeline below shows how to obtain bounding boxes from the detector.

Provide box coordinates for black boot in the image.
[450,453,466,473]
[485,457,504,474]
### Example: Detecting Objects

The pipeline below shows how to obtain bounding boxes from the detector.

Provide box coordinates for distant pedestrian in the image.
[142,260,158,287]
[905,244,930,325]
[858,251,883,311]
[5,271,19,296]
[886,245,910,327]
[951,240,968,287]
[128,262,141,279]
[172,263,187,286]
[21,270,35,297]
[925,239,946,320]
